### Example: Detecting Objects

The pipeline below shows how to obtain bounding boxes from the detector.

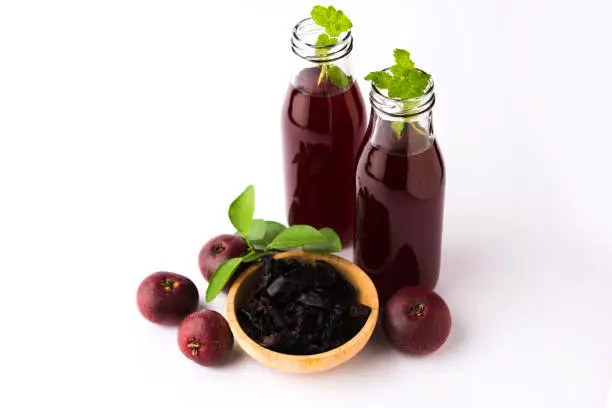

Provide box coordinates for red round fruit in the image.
[198,234,248,290]
[178,310,234,366]
[136,272,199,325]
[383,286,451,355]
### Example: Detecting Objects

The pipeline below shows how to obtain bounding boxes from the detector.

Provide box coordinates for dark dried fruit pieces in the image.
[383,286,451,355]
[237,257,371,355]
[136,272,199,325]
[178,310,234,366]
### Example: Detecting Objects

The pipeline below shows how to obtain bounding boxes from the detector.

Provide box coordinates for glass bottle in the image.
[354,71,445,304]
[281,17,367,247]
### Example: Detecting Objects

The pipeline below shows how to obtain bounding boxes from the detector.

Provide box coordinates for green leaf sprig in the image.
[311,5,352,89]
[365,49,431,138]
[205,185,342,302]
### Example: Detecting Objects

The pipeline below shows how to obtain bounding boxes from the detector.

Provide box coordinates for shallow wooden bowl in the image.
[226,250,379,374]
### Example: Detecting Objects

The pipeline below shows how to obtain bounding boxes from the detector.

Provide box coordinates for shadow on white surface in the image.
[225,345,248,367]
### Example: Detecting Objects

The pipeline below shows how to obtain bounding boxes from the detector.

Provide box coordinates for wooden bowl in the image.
[226,250,379,374]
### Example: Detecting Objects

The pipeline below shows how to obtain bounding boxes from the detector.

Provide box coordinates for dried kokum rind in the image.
[237,257,371,355]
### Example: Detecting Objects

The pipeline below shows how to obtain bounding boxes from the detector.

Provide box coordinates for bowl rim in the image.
[226,250,379,362]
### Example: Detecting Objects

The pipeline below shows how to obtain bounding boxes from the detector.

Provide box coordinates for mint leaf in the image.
[205,257,243,302]
[228,185,255,235]
[311,5,331,27]
[242,250,271,263]
[388,70,430,99]
[302,227,342,253]
[315,33,338,47]
[246,219,266,242]
[327,10,352,37]
[391,121,405,138]
[390,64,411,78]
[267,225,325,250]
[364,48,430,100]
[315,33,338,56]
[407,69,431,93]
[393,49,414,68]
[364,71,392,89]
[311,5,352,37]
[388,76,413,99]
[328,65,350,88]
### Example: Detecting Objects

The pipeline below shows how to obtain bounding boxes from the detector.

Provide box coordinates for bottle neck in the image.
[368,72,436,156]
[289,18,355,95]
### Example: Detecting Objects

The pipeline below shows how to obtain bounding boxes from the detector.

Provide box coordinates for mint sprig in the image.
[205,185,342,302]
[311,5,352,37]
[310,5,352,89]
[365,48,431,138]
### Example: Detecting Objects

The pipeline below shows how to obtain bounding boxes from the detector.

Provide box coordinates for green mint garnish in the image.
[328,65,350,88]
[364,71,392,89]
[205,185,342,302]
[390,121,405,138]
[365,48,431,138]
[310,5,352,89]
[315,33,338,55]
[392,49,415,69]
[311,5,352,37]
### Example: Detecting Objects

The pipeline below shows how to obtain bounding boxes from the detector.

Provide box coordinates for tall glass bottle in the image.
[354,71,445,304]
[281,18,367,246]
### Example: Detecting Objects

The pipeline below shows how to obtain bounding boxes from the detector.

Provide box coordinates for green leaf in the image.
[311,5,352,37]
[388,76,412,99]
[391,121,405,139]
[228,185,254,235]
[242,250,272,263]
[393,49,415,68]
[390,64,411,78]
[315,33,338,56]
[302,228,342,253]
[262,221,286,244]
[315,33,338,47]
[246,219,266,242]
[250,220,287,249]
[408,69,431,94]
[311,5,331,27]
[328,65,350,88]
[364,71,392,89]
[388,70,430,99]
[205,257,243,302]
[267,225,325,250]
[367,48,430,99]
[327,10,352,37]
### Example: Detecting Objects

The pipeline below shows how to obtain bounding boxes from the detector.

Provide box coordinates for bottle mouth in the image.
[370,68,435,118]
[291,17,353,63]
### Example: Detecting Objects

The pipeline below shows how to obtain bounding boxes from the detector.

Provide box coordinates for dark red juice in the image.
[281,66,367,246]
[354,121,445,304]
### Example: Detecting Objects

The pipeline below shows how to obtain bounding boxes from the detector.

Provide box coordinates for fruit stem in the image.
[212,243,225,255]
[160,278,178,293]
[187,338,200,356]
[317,64,329,87]
[407,302,426,319]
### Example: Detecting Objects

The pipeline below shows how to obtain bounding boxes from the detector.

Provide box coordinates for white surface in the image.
[1,0,611,407]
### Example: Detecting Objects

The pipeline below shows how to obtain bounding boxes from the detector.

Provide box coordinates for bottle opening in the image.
[370,68,435,119]
[291,18,353,63]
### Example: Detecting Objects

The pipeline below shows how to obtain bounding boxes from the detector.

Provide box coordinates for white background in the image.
[1,0,611,407]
